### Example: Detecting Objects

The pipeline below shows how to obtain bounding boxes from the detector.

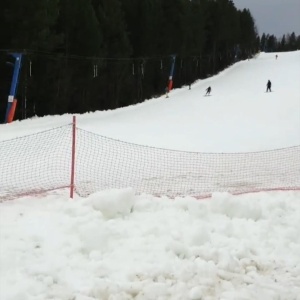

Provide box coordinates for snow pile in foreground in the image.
[1,189,300,300]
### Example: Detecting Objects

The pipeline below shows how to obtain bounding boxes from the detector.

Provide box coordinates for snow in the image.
[0,51,300,299]
[1,191,300,299]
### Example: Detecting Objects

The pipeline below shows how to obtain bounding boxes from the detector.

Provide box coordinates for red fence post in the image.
[70,116,76,198]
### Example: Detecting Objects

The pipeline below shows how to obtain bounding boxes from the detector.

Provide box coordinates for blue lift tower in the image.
[4,52,23,123]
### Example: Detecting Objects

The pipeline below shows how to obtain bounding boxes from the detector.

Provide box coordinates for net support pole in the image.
[70,116,76,198]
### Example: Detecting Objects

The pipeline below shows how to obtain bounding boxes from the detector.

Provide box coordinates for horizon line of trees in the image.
[1,0,260,121]
[260,32,300,52]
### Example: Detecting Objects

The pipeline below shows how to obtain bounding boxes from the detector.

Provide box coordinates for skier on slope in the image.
[266,80,272,92]
[205,86,211,96]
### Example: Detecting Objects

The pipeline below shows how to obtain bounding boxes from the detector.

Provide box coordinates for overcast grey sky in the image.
[232,0,300,37]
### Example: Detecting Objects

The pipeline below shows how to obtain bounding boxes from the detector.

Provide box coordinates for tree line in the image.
[260,32,300,52]
[0,0,259,121]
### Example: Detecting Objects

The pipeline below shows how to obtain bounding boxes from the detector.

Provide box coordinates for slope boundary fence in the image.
[1,116,300,200]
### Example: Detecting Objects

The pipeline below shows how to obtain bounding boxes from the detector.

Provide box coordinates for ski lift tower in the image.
[4,52,23,123]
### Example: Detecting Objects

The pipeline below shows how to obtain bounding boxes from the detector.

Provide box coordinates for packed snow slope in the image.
[1,190,300,300]
[1,51,300,152]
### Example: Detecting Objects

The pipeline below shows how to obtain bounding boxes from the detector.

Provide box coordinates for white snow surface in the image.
[0,51,300,299]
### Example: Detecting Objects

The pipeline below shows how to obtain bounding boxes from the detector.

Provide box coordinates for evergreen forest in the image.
[0,0,298,121]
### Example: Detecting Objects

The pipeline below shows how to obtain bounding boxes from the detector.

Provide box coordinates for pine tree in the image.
[1,0,61,50]
[238,9,258,57]
[94,0,132,108]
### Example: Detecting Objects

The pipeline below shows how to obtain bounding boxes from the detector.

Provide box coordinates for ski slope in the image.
[0,51,300,300]
[1,51,300,152]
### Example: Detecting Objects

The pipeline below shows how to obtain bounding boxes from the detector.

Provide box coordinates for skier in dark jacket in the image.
[266,80,272,92]
[205,86,211,95]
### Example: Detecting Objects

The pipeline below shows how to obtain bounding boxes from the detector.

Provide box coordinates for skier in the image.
[205,86,211,96]
[266,80,272,92]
